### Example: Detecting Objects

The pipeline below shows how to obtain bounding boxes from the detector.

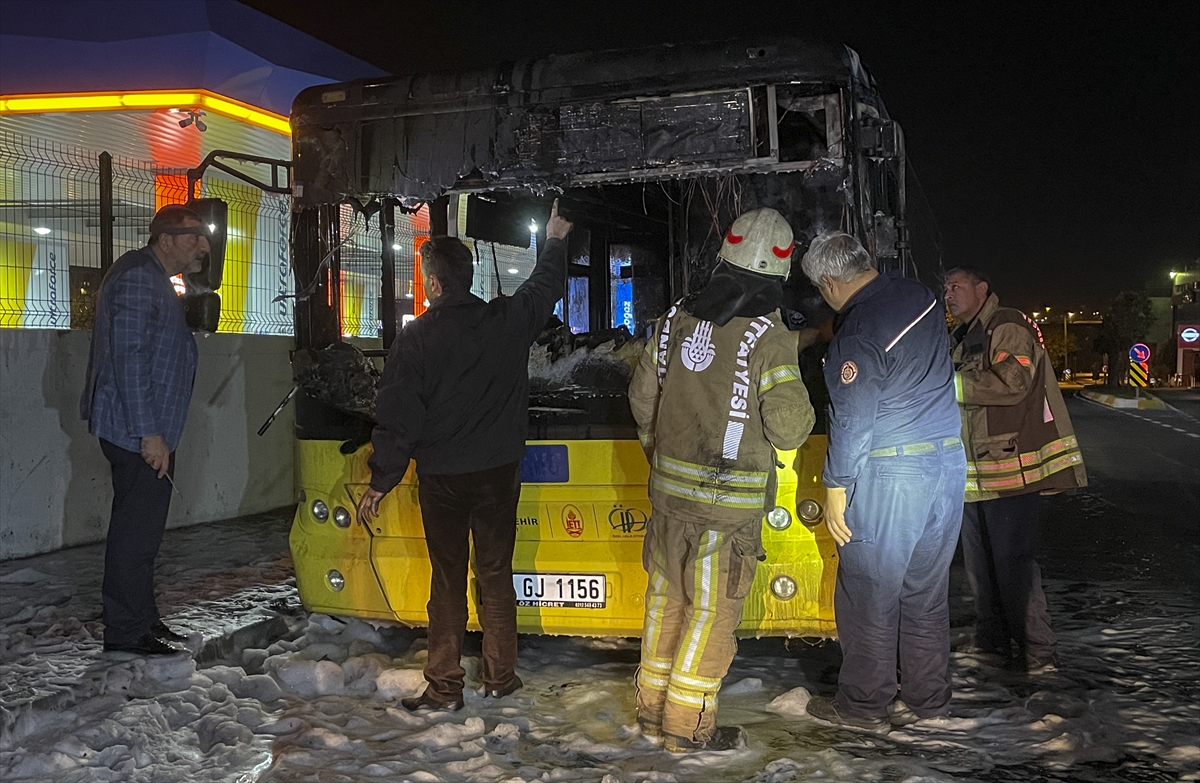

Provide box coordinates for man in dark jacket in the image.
[357,200,571,711]
[799,232,966,732]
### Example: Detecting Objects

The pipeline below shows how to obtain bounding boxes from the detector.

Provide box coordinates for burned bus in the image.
[285,38,914,638]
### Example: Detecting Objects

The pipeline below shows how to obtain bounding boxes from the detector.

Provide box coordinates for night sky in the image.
[244,0,1198,312]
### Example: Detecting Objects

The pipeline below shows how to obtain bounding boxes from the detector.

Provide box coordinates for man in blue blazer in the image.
[81,204,209,655]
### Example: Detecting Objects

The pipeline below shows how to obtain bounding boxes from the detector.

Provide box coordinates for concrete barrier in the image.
[1078,386,1166,409]
[0,329,298,560]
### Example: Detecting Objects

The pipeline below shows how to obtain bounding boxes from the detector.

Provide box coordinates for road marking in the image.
[1078,396,1200,438]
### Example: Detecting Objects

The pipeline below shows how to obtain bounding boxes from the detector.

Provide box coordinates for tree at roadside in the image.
[1093,291,1156,388]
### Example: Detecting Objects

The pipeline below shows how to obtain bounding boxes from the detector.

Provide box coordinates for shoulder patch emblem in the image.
[680,321,716,372]
[840,360,858,384]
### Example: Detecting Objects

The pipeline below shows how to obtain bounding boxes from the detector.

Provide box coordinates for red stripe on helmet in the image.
[771,241,794,258]
[726,229,744,244]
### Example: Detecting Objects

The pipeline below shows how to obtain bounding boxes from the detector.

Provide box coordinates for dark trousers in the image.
[960,494,1056,660]
[100,439,173,645]
[834,443,967,719]
[417,462,521,700]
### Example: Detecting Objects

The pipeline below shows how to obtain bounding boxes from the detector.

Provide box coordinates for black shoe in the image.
[1005,651,1059,675]
[401,689,464,712]
[887,698,949,728]
[484,674,523,699]
[104,633,185,656]
[151,620,187,644]
[664,725,747,753]
[807,695,891,733]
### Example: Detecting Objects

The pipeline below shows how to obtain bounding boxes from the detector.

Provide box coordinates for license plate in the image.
[514,573,606,609]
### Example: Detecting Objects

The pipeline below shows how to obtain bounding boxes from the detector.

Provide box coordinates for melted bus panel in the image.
[287,37,908,638]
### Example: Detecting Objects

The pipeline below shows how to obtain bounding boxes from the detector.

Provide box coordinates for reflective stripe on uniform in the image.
[758,364,802,393]
[642,566,671,665]
[655,454,769,488]
[668,670,723,692]
[666,686,707,708]
[678,530,722,674]
[641,655,672,674]
[868,436,962,458]
[967,434,1081,491]
[637,667,671,692]
[651,474,766,508]
[1018,435,1080,467]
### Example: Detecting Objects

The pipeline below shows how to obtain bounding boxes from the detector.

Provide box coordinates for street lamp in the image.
[1063,312,1075,375]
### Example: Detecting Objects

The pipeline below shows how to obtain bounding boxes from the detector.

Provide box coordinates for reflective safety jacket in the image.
[628,305,815,527]
[951,294,1087,502]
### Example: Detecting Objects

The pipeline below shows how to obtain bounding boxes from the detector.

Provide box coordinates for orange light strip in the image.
[0,90,291,135]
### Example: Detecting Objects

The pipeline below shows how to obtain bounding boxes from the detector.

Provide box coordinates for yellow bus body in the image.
[289,437,837,638]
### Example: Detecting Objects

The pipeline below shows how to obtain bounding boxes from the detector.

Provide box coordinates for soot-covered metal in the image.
[290,38,879,205]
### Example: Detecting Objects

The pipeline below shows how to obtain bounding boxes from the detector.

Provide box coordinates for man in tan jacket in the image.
[628,208,814,752]
[945,266,1086,674]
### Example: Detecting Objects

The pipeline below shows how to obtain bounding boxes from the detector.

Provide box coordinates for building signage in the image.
[1179,325,1200,349]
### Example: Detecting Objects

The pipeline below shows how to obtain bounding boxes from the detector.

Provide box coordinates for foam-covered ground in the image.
[2,572,1196,781]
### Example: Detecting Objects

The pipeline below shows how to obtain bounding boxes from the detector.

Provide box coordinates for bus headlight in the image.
[771,575,798,601]
[765,506,792,530]
[327,569,345,592]
[333,506,352,528]
[311,499,329,522]
[797,499,822,526]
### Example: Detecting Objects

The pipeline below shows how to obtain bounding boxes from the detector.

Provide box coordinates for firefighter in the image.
[628,208,815,752]
[944,266,1086,674]
[800,232,966,732]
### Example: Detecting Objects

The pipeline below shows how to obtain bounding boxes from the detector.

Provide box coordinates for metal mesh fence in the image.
[1,131,104,329]
[0,129,295,335]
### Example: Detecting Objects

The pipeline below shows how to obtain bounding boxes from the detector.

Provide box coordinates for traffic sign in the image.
[1129,360,1149,388]
[1130,343,1151,363]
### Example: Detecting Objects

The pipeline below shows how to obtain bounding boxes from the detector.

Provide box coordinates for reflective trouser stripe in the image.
[679,530,722,674]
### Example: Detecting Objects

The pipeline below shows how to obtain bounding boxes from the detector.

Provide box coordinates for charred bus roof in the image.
[290,38,885,206]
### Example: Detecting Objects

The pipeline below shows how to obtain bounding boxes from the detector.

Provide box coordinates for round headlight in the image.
[311,499,329,522]
[797,499,823,525]
[765,506,792,530]
[333,506,352,528]
[326,569,345,592]
[771,575,798,601]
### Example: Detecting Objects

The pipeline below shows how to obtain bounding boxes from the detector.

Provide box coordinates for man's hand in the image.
[357,488,386,526]
[824,486,851,546]
[545,198,572,240]
[140,435,170,478]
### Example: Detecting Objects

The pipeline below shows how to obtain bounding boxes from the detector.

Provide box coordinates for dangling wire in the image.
[275,211,364,303]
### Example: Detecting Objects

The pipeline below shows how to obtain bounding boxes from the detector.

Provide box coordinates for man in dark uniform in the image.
[357,201,571,712]
[799,232,966,732]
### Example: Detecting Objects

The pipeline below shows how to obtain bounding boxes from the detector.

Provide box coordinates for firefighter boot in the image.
[664,725,748,753]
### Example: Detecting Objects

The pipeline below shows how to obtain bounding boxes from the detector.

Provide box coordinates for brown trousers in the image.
[636,513,760,741]
[417,462,521,701]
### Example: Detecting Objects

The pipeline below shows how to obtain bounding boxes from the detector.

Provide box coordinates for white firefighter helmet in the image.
[716,208,795,279]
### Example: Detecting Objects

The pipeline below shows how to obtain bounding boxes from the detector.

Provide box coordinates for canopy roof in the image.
[0,0,386,116]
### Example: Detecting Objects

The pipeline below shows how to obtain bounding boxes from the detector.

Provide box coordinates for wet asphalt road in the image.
[1041,393,1200,591]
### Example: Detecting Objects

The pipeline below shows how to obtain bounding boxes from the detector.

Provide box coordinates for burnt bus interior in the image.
[285,39,911,449]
